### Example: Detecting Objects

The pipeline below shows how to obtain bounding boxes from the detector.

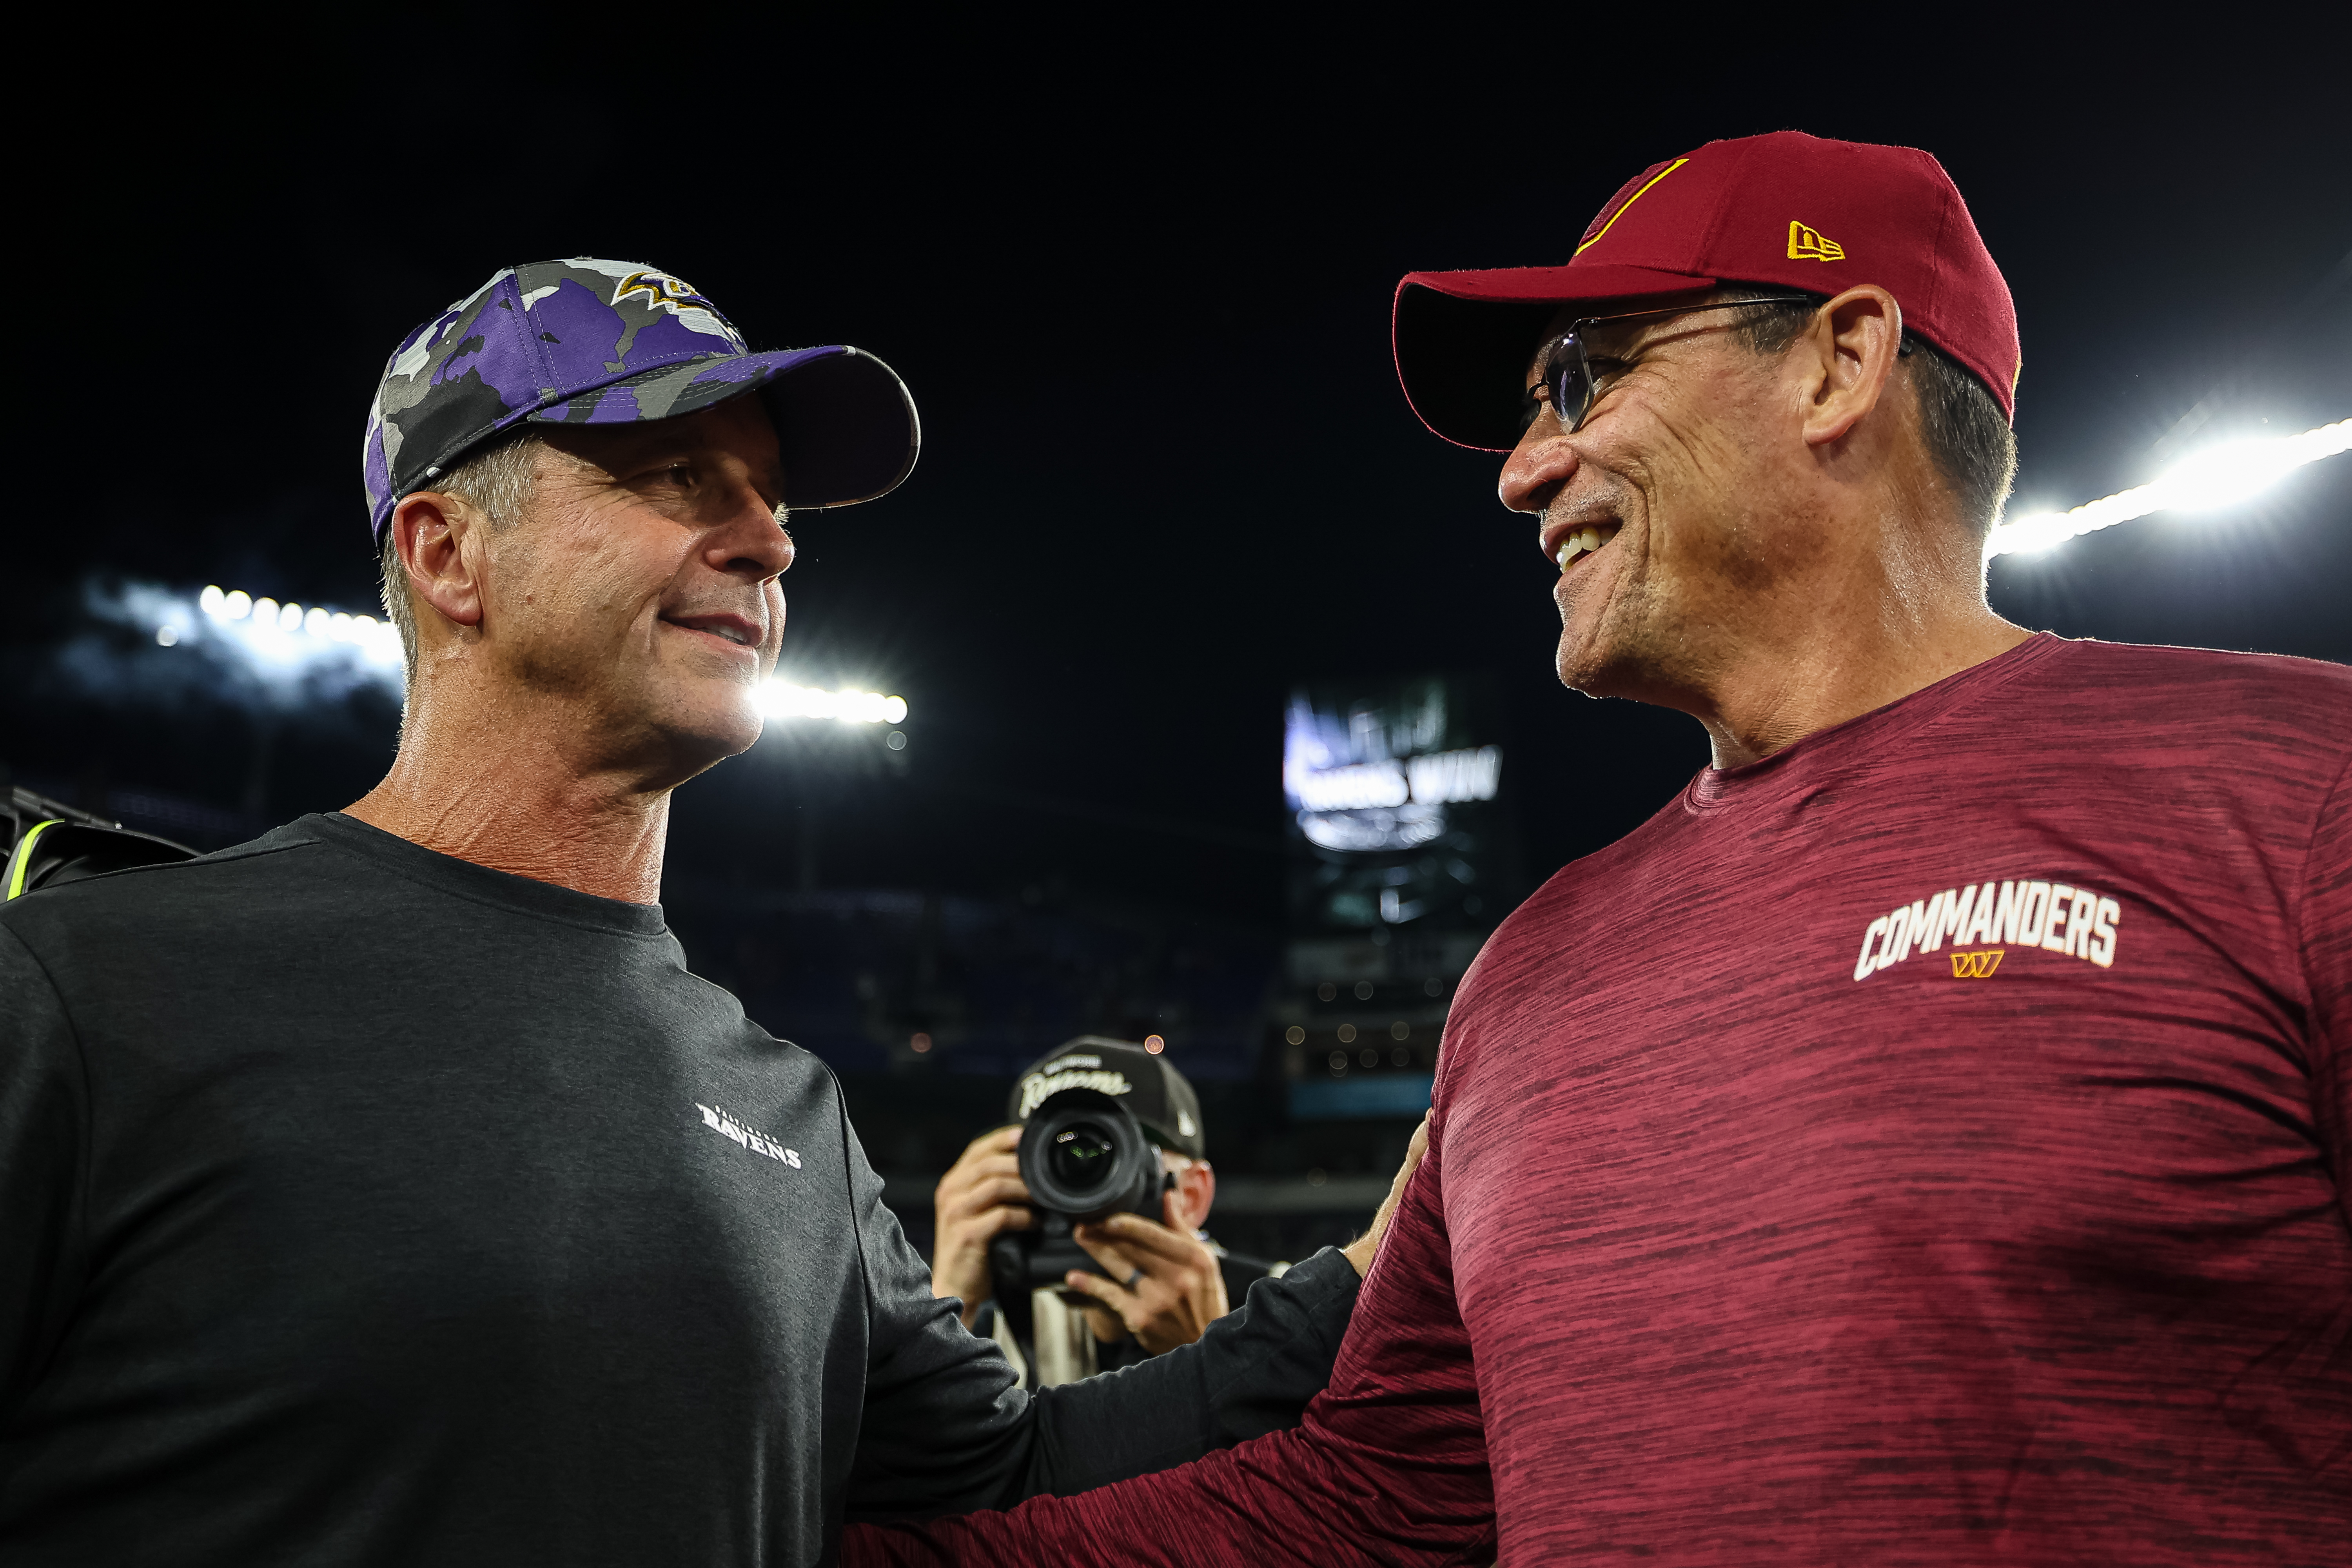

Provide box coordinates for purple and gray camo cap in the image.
[362,258,918,541]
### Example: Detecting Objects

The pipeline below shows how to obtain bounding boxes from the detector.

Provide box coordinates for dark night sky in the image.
[11,15,2350,927]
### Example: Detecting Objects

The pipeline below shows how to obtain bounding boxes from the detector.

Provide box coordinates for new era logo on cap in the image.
[1787,221,1844,262]
[1392,131,2022,450]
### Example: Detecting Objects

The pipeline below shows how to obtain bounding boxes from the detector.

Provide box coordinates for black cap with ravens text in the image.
[1006,1038,1206,1160]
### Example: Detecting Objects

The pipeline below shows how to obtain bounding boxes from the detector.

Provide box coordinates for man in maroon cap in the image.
[848,132,2352,1564]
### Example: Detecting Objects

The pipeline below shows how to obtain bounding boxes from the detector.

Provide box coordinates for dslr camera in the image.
[988,1085,1172,1306]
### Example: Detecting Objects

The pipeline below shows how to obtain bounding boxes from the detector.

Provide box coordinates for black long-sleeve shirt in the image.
[0,813,1357,1565]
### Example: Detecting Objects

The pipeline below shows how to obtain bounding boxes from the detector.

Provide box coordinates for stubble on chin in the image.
[1553,570,1671,702]
[1554,619,1626,699]
[1552,548,1622,695]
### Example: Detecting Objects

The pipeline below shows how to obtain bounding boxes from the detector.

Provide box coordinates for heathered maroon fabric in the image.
[850,635,2352,1566]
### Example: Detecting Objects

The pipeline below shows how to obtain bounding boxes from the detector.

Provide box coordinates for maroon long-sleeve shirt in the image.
[851,636,2352,1566]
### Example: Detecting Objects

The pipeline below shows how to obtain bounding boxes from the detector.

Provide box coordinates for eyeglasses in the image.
[1527,295,1825,435]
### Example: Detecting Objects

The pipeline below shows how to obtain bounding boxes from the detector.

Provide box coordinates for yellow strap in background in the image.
[4,820,64,900]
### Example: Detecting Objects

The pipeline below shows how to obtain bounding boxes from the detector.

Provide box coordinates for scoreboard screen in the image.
[1282,674,1510,936]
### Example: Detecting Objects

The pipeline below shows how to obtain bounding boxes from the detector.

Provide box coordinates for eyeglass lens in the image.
[1544,333,1591,431]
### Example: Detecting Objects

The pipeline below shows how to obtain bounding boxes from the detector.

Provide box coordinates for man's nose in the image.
[1498,422,1580,516]
[706,491,795,583]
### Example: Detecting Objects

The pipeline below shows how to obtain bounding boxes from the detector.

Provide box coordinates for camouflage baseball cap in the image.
[362,258,918,540]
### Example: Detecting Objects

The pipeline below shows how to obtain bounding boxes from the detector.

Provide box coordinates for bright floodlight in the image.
[759,680,910,725]
[1987,419,2351,559]
[192,583,407,671]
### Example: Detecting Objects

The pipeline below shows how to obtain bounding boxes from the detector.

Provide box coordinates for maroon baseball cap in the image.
[1394,131,2020,451]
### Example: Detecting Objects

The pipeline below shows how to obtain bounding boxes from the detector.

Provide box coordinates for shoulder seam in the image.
[7,835,315,898]
[159,838,316,876]
[824,1063,878,1336]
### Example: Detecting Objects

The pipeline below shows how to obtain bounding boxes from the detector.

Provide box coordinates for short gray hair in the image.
[377,429,549,683]
[1726,293,2018,542]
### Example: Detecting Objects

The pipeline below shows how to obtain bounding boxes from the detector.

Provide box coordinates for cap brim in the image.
[534,345,920,510]
[1394,263,1717,450]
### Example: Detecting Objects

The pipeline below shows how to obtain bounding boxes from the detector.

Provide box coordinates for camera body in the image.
[988,1087,1171,1307]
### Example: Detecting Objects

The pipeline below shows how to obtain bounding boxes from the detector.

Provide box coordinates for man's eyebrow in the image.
[1580,317,1651,356]
[1525,331,1563,387]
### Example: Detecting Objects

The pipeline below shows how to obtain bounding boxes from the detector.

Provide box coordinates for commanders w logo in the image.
[1949,949,2005,979]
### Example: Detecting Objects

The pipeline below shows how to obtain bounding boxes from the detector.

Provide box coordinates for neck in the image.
[345,689,673,906]
[1679,523,2029,771]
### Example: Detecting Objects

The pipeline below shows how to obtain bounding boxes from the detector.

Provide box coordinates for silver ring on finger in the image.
[1125,1268,1144,1290]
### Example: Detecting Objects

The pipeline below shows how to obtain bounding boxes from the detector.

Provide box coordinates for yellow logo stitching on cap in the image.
[1787,221,1845,261]
[1574,158,1690,256]
[612,269,713,314]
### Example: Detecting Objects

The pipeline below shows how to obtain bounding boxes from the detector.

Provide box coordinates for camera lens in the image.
[1049,1124,1116,1191]
[1018,1087,1160,1223]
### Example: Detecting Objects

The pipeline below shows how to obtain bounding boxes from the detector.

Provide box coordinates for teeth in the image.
[1555,524,1621,571]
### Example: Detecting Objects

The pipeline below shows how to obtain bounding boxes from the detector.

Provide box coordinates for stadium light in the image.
[178,587,909,724]
[194,583,407,665]
[1987,419,2351,560]
[757,681,909,726]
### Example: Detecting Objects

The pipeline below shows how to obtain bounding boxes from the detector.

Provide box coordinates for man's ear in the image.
[1797,285,1903,449]
[1167,1159,1216,1234]
[388,490,489,634]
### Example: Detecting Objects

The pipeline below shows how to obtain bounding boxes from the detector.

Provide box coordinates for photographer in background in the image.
[932,1039,1277,1388]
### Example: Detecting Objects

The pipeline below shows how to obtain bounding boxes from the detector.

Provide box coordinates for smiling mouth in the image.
[1555,522,1622,572]
[662,615,760,649]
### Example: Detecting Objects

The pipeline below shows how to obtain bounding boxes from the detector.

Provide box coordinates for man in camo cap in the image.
[361,258,920,548]
[0,259,1414,1565]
